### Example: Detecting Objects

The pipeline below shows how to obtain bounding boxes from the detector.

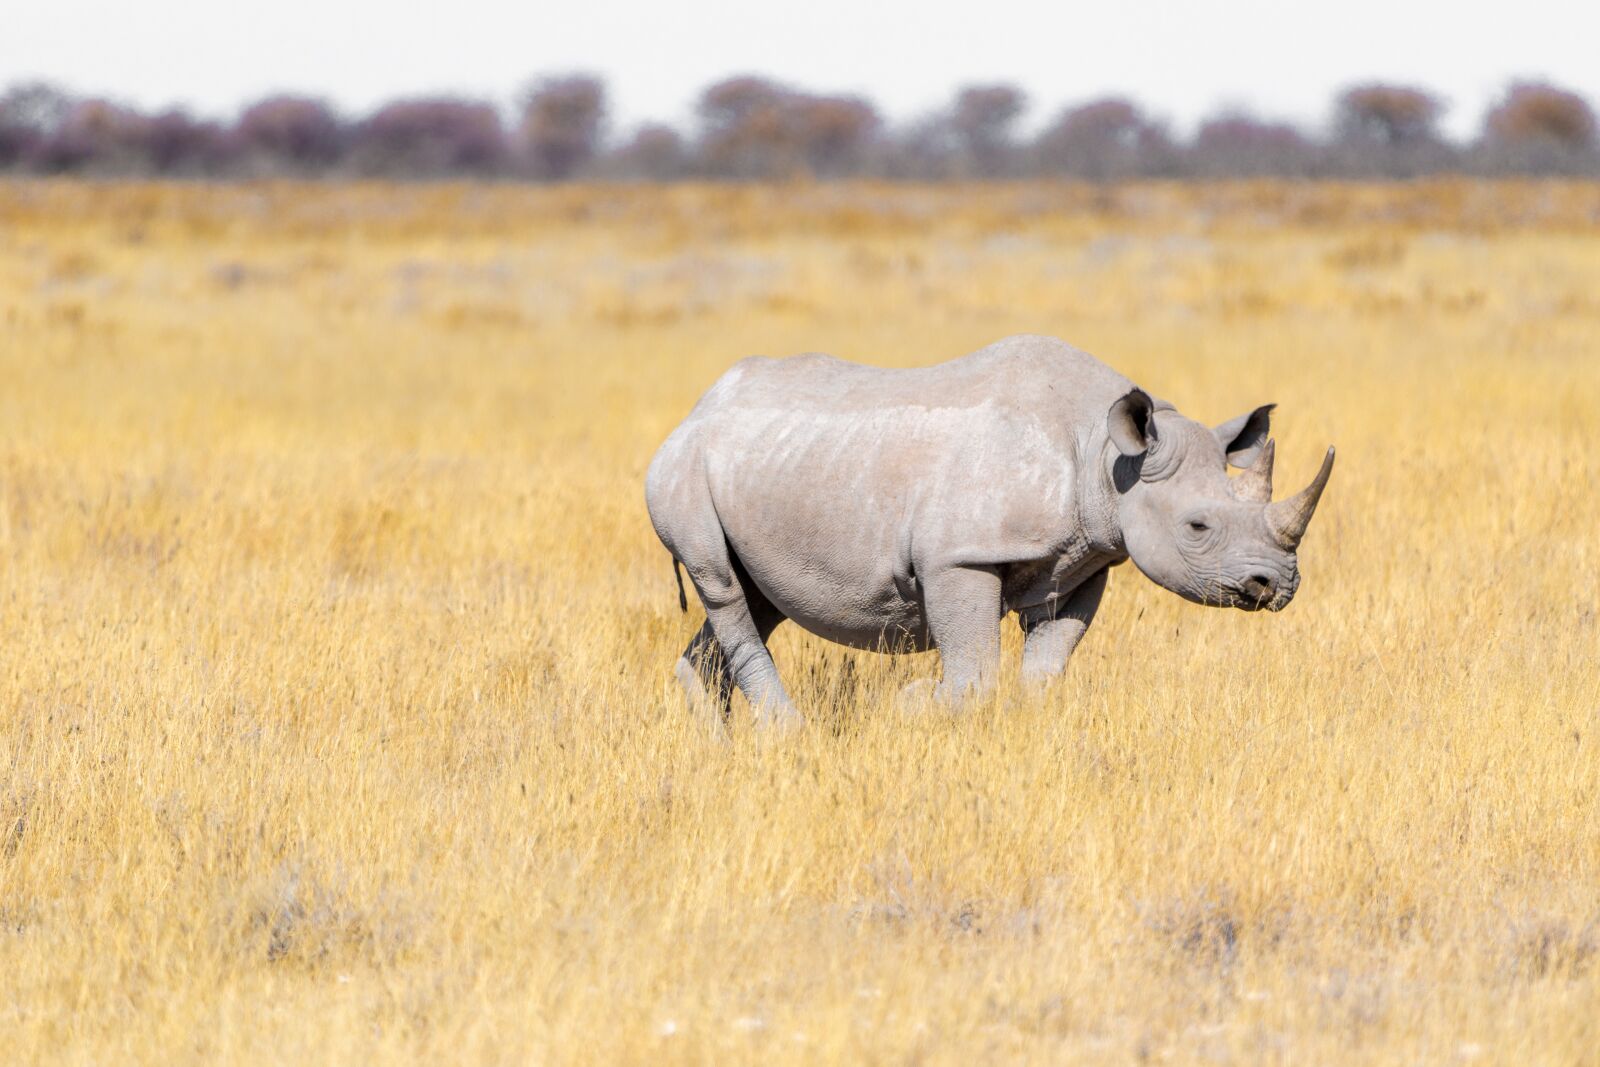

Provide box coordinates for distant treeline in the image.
[2,75,1597,181]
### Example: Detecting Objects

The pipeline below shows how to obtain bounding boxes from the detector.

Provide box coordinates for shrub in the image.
[601,124,687,180]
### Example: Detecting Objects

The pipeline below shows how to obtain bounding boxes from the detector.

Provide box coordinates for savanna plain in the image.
[1,180,1598,1064]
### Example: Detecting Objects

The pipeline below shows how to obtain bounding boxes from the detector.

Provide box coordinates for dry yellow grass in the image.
[1,180,1598,1064]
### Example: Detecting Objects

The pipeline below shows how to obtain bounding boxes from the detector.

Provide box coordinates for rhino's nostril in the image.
[1242,574,1275,600]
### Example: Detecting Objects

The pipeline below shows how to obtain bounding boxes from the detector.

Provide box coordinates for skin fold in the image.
[646,334,1333,730]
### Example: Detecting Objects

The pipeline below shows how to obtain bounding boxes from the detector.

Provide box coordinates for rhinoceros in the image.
[645,334,1333,729]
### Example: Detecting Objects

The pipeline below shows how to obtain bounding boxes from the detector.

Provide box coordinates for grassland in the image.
[1,180,1598,1064]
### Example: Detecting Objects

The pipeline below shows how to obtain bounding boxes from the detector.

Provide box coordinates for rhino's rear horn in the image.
[1233,439,1274,503]
[1267,446,1335,549]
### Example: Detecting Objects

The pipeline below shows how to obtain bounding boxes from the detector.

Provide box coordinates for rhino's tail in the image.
[672,558,688,613]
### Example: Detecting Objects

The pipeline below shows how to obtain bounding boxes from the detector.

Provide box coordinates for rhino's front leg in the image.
[1018,566,1108,686]
[921,564,1004,703]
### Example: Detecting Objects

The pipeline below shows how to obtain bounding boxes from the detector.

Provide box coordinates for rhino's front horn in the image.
[1267,446,1335,549]
[1234,439,1275,503]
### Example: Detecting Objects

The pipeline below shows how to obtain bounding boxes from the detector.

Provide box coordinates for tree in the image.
[1335,84,1443,147]
[1189,113,1316,177]
[521,75,605,180]
[950,84,1026,177]
[1480,81,1598,174]
[144,110,226,174]
[1331,83,1449,176]
[696,75,796,178]
[787,94,880,177]
[694,77,880,179]
[0,83,75,169]
[235,96,346,172]
[1036,98,1168,180]
[351,98,509,176]
[29,99,153,174]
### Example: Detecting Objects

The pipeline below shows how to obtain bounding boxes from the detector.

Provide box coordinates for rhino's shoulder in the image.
[964,334,1123,379]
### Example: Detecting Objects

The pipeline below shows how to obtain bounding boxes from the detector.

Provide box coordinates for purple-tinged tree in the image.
[235,96,346,172]
[352,98,509,176]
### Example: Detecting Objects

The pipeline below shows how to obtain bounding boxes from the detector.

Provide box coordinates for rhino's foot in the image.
[1019,664,1067,692]
[897,677,940,710]
[752,700,804,734]
[899,676,1001,713]
[674,655,731,739]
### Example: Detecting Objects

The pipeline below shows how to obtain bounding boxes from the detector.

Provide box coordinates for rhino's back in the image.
[693,334,1129,422]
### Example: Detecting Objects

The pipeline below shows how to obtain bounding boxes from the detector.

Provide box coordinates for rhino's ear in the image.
[1214,404,1275,467]
[1107,389,1156,457]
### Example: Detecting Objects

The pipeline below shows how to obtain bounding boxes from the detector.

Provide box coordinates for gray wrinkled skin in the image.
[645,334,1334,729]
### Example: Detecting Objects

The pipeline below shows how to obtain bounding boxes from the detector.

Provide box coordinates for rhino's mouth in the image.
[1180,571,1297,611]
[1231,574,1297,612]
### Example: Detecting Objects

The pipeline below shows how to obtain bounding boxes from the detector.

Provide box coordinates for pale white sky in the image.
[5,0,1597,140]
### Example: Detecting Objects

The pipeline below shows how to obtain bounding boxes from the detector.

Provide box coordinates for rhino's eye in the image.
[1187,520,1210,533]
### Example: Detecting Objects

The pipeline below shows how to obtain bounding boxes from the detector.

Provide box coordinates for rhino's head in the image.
[1105,389,1334,612]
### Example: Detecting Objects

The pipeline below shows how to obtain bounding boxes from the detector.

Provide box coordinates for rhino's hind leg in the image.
[675,621,732,722]
[673,591,786,732]
[674,548,797,731]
